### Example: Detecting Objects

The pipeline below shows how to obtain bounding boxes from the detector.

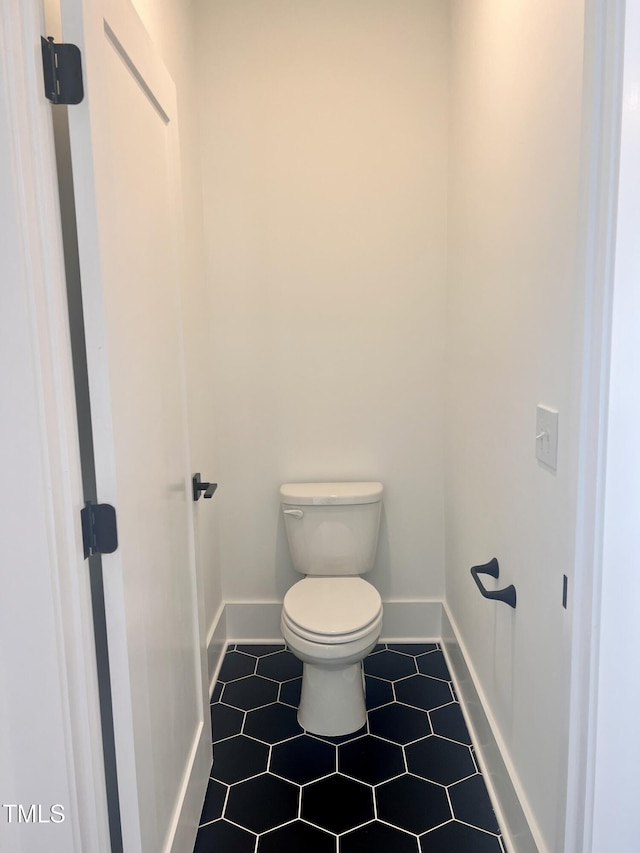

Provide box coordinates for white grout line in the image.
[205,644,507,849]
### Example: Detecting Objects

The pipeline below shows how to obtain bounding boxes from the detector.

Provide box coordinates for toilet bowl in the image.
[280,482,384,736]
[281,575,382,735]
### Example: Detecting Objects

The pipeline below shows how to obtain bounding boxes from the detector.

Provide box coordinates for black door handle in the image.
[192,473,218,501]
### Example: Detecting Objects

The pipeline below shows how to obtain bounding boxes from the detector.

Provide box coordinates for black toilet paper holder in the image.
[470,558,517,609]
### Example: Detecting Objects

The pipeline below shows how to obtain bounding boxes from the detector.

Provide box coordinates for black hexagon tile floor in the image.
[194,644,506,853]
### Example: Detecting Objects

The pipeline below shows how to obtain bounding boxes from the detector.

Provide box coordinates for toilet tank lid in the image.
[280,482,383,506]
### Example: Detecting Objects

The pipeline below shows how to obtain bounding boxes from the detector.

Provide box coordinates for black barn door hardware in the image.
[470,558,516,609]
[192,473,218,501]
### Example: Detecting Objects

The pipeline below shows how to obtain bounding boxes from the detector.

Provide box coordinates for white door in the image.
[1,1,109,851]
[58,1,211,850]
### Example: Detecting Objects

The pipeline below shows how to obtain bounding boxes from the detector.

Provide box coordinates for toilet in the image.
[280,482,384,736]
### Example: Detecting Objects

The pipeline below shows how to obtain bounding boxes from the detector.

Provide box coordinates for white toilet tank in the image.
[280,482,383,576]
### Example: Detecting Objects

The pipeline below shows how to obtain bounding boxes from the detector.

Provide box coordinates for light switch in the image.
[536,405,558,470]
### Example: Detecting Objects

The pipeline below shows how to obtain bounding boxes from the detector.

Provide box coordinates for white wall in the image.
[130,0,222,639]
[196,0,449,604]
[445,2,586,850]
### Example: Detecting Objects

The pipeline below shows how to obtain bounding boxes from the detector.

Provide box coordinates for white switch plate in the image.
[536,405,558,470]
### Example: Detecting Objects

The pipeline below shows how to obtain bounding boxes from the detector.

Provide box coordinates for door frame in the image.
[567,0,640,850]
[564,0,628,850]
[0,0,110,851]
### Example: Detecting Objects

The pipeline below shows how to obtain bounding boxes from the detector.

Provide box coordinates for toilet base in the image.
[297,661,366,736]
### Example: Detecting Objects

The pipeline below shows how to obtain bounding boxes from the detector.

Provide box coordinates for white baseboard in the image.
[166,719,209,853]
[224,601,283,642]
[441,605,541,853]
[380,599,442,641]
[221,599,443,644]
[206,603,228,697]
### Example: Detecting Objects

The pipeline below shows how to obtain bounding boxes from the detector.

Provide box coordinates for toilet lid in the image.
[283,577,382,642]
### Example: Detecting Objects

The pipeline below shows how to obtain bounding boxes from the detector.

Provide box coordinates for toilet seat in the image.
[282,577,382,645]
